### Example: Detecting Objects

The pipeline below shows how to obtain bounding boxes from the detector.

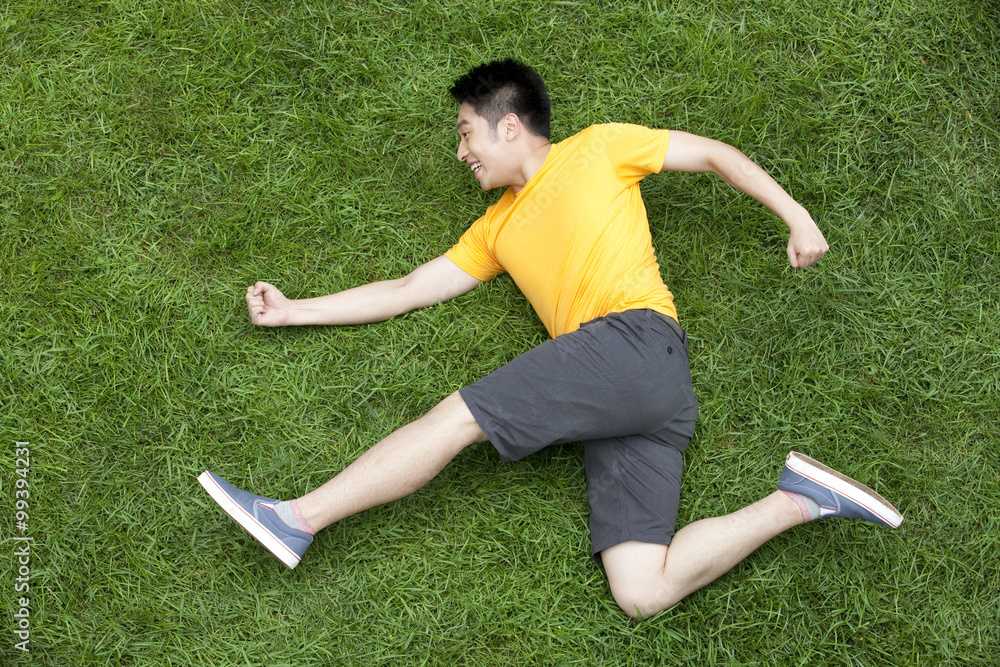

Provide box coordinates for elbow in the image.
[384,274,435,315]
[715,150,761,191]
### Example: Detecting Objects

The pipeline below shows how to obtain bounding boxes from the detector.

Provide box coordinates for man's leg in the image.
[600,452,903,619]
[296,391,486,531]
[199,391,486,567]
[601,491,802,619]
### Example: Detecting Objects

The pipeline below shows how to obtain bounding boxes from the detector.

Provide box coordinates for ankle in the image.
[273,499,317,535]
[289,499,317,535]
[781,490,820,522]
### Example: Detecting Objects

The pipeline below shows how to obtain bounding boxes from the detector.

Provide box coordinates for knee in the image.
[603,541,679,620]
[427,391,486,445]
[612,589,647,620]
[610,581,676,620]
[607,561,687,620]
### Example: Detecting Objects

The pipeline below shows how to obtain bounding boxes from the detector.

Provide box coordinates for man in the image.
[199,59,902,619]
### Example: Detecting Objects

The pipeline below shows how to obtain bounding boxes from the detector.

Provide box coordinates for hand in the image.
[785,213,829,268]
[246,281,292,327]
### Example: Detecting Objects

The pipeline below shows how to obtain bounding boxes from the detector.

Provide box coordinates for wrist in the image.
[781,203,814,231]
[282,299,304,326]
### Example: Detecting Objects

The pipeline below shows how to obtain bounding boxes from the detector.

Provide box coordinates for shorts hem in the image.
[458,385,519,462]
[591,531,676,563]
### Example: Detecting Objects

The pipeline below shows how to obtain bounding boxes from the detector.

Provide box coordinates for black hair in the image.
[449,59,551,140]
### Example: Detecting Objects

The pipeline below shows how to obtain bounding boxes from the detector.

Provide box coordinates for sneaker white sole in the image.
[198,471,301,568]
[786,452,903,528]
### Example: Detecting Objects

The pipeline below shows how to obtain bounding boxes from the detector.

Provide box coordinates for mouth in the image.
[469,161,483,177]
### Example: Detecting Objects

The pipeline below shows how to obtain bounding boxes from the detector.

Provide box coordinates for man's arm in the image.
[661,130,829,268]
[246,255,482,327]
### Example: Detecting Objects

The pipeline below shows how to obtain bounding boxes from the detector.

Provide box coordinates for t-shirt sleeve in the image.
[599,123,671,185]
[444,212,506,282]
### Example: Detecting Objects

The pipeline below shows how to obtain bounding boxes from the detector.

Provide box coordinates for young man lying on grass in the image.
[200,59,902,619]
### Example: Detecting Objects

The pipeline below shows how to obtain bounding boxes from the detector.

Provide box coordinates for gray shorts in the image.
[459,309,698,558]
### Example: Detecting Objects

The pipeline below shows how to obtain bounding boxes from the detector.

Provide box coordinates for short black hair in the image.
[449,59,551,140]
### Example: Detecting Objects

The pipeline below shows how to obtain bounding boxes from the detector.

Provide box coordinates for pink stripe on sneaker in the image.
[782,490,813,523]
[290,499,316,535]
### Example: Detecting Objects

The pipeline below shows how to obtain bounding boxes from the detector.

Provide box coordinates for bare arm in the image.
[246,256,481,327]
[661,131,829,268]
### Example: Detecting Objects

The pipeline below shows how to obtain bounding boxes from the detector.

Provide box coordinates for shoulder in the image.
[466,189,516,232]
[562,124,667,152]
[580,122,660,137]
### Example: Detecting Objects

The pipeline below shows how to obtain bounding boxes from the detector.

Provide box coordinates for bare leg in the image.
[601,491,804,619]
[296,391,486,531]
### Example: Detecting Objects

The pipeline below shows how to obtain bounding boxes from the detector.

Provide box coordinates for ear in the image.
[499,113,521,141]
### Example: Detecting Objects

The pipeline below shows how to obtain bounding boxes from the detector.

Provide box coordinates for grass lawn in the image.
[3,0,999,664]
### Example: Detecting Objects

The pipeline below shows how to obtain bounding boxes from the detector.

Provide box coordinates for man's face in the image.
[455,103,508,191]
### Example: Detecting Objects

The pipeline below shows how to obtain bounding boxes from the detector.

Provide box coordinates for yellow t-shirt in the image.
[446,123,675,338]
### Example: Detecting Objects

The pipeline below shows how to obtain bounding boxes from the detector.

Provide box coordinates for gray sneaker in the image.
[778,452,903,528]
[198,471,313,568]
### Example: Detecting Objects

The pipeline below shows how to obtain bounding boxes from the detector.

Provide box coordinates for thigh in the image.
[584,433,685,560]
[460,309,697,462]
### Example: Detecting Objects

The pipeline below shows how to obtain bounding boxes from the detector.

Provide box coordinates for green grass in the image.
[2,0,998,664]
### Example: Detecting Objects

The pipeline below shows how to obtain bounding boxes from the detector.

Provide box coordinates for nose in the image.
[456,137,467,162]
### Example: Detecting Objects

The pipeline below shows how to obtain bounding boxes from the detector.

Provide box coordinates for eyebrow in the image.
[456,119,470,132]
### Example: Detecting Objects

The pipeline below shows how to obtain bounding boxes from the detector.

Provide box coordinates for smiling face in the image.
[456,102,512,191]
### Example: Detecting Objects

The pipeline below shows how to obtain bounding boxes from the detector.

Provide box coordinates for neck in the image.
[511,138,552,193]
